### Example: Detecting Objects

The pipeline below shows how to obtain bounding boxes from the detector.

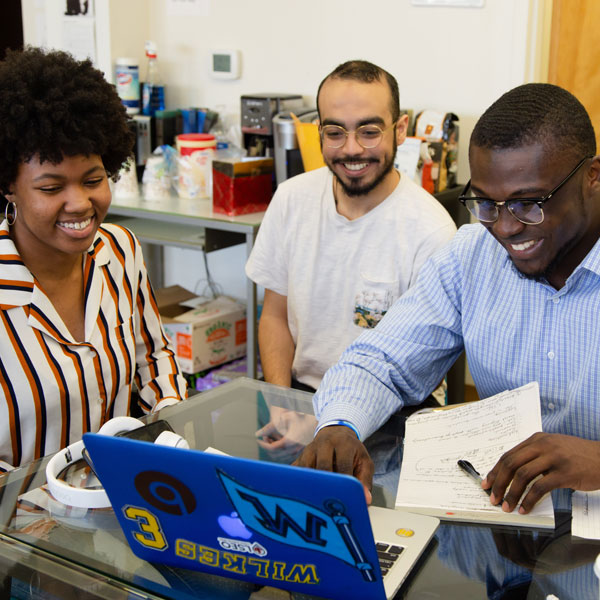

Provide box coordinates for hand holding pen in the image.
[478,432,600,514]
[457,459,493,498]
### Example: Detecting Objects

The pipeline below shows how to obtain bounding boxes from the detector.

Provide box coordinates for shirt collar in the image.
[0,220,34,309]
[577,234,600,276]
[0,220,109,309]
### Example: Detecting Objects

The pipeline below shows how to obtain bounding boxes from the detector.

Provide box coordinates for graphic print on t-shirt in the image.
[353,277,399,329]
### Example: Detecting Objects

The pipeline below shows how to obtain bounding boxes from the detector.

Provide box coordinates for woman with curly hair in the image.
[0,47,187,471]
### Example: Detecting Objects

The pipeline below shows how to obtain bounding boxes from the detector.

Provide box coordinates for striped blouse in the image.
[0,220,187,471]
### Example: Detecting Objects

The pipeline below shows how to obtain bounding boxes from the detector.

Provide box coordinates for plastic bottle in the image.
[115,58,140,114]
[142,41,165,117]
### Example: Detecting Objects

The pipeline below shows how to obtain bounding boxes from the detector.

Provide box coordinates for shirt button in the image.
[548,402,555,410]
[547,351,555,359]
[89,351,97,358]
[552,297,560,304]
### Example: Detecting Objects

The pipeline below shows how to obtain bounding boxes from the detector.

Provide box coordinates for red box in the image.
[212,157,274,216]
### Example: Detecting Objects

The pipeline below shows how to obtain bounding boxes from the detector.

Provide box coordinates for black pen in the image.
[457,459,492,496]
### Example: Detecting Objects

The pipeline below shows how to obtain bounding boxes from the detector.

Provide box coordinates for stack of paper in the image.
[572,491,600,539]
[395,382,555,528]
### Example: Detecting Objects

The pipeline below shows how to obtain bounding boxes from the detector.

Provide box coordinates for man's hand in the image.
[482,433,600,513]
[293,426,374,504]
[256,408,318,462]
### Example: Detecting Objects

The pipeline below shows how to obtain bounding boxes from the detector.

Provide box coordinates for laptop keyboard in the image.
[375,542,405,578]
[375,542,404,577]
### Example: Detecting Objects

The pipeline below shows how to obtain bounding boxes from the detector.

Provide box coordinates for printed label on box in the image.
[176,332,193,359]
[207,320,231,365]
[235,319,247,345]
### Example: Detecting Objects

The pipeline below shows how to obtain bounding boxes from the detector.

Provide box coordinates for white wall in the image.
[149,0,540,186]
[20,0,550,302]
[149,0,548,300]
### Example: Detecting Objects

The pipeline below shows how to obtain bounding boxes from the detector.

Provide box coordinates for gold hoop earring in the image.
[4,201,17,226]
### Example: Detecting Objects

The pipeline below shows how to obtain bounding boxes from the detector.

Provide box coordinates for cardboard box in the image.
[156,285,246,374]
[212,157,273,216]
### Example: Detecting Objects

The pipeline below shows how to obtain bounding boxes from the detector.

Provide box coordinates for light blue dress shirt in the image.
[314,224,600,441]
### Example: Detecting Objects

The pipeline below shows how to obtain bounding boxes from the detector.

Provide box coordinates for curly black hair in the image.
[471,83,596,160]
[0,46,134,197]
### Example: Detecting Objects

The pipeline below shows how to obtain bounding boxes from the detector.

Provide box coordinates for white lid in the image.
[145,41,158,57]
[594,553,600,578]
[115,57,139,66]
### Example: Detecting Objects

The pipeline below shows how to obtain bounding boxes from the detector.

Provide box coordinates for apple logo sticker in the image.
[218,512,252,539]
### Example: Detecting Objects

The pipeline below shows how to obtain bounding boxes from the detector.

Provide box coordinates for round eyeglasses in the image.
[319,122,396,149]
[459,155,593,225]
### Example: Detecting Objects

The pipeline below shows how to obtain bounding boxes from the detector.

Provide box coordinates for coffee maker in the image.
[241,93,303,158]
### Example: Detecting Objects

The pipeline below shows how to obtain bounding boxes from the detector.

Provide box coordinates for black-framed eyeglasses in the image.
[459,155,593,225]
[319,122,397,149]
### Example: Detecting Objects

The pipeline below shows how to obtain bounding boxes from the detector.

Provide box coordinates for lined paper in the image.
[572,490,600,539]
[396,382,555,527]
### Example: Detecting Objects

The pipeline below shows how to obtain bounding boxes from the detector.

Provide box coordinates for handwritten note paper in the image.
[396,382,555,527]
[572,491,600,539]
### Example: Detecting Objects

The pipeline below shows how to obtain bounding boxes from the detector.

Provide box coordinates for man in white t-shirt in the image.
[245,60,456,393]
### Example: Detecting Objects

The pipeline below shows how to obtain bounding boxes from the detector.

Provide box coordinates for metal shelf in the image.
[105,215,206,250]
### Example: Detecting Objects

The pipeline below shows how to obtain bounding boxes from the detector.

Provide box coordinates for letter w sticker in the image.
[217,470,362,570]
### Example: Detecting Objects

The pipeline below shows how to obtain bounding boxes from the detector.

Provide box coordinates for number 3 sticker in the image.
[124,505,168,550]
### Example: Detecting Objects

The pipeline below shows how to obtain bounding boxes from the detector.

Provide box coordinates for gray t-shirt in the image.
[245,167,457,389]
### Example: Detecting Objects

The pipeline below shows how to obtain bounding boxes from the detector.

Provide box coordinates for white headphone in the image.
[45,416,189,509]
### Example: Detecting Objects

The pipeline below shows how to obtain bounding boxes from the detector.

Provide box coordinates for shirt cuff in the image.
[0,460,14,473]
[152,397,181,413]
[314,419,361,441]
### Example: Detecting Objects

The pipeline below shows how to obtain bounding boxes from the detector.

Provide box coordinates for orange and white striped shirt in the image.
[0,220,187,471]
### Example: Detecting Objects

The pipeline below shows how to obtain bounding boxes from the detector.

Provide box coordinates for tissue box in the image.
[212,157,273,216]
[156,285,246,373]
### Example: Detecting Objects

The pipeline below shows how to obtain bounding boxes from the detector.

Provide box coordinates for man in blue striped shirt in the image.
[296,83,600,516]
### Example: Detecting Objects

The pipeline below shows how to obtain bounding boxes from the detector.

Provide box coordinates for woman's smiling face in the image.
[7,154,111,262]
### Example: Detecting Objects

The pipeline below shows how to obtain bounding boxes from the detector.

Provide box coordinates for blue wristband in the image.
[315,420,360,440]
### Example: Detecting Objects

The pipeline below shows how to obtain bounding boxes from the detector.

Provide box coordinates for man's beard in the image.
[329,144,397,198]
[516,235,580,283]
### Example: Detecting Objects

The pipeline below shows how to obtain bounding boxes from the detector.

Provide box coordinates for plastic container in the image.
[175,134,217,199]
[115,58,140,115]
[176,133,217,156]
[142,41,165,117]
[142,155,171,200]
[113,157,139,198]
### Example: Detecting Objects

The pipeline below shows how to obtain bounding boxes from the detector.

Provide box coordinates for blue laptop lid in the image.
[83,433,386,600]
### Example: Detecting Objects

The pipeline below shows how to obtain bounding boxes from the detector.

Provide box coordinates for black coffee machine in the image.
[241,93,303,158]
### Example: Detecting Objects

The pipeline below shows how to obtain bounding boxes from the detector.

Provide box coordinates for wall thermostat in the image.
[210,49,241,80]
